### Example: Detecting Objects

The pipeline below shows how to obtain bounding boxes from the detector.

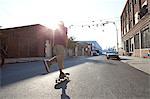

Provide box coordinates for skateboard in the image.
[55,73,70,84]
[43,56,57,73]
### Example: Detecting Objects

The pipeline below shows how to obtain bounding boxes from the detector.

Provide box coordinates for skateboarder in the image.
[53,21,68,79]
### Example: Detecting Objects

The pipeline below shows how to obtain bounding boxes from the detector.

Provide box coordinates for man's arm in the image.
[64,27,68,48]
[65,36,68,48]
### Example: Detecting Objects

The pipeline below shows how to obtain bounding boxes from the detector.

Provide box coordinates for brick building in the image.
[0,24,53,58]
[75,41,102,56]
[121,0,150,57]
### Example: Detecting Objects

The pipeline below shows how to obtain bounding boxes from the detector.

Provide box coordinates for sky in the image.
[0,0,127,49]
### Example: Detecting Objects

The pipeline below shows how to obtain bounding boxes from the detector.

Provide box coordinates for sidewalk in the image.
[120,56,150,75]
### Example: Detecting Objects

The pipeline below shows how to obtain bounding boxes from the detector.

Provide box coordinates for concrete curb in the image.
[4,57,45,64]
[4,56,78,64]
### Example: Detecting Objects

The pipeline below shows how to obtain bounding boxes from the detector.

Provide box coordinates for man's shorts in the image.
[53,45,65,56]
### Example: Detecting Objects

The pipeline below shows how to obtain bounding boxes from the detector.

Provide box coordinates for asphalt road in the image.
[0,56,150,99]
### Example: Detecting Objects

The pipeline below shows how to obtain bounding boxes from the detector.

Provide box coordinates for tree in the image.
[67,37,77,49]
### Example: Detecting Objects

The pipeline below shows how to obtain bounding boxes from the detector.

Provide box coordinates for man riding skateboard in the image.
[53,21,68,79]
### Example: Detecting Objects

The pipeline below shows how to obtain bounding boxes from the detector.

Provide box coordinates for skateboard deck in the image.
[55,73,70,84]
[43,56,57,73]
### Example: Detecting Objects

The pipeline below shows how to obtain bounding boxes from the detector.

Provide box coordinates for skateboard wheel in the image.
[65,73,70,75]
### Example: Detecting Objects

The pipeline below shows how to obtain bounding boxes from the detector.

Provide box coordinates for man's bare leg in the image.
[57,55,66,79]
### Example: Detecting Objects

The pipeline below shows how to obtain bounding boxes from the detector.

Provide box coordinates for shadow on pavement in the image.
[1,61,47,86]
[1,57,87,86]
[119,57,131,60]
[1,56,118,87]
[54,79,70,99]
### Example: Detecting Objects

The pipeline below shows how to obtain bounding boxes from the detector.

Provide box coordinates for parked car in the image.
[106,51,120,60]
[102,52,107,55]
[92,50,99,56]
[143,53,150,58]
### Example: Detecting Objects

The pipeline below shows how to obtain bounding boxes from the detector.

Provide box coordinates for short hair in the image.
[58,21,64,26]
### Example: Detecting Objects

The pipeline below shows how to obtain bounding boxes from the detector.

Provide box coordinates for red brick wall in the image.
[121,0,148,36]
[121,0,149,57]
[1,24,53,58]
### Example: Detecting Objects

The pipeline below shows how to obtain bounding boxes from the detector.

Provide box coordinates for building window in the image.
[126,7,128,15]
[123,21,126,35]
[129,20,132,30]
[124,41,126,50]
[126,40,129,52]
[141,28,150,48]
[139,1,148,18]
[133,0,137,4]
[129,38,131,51]
[126,23,129,32]
[134,33,139,49]
[134,12,139,24]
[129,3,132,12]
[131,37,134,52]
[129,38,134,52]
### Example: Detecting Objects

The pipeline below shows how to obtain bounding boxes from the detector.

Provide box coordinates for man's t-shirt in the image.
[54,26,67,47]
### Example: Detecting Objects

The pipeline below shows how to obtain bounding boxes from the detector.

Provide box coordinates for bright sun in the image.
[43,18,62,30]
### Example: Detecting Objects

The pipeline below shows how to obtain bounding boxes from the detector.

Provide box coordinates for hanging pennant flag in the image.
[69,25,74,29]
[69,26,72,29]
[96,24,98,27]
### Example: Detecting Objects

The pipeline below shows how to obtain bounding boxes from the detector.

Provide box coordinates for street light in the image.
[101,21,119,52]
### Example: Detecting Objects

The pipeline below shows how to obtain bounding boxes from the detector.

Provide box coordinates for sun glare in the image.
[43,19,62,30]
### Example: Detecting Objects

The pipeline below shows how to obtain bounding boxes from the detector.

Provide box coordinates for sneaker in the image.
[59,72,66,79]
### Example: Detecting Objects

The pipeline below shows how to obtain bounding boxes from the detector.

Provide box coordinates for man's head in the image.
[58,21,64,27]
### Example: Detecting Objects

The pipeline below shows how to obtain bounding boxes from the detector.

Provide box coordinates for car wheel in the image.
[107,57,109,59]
[117,57,120,60]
